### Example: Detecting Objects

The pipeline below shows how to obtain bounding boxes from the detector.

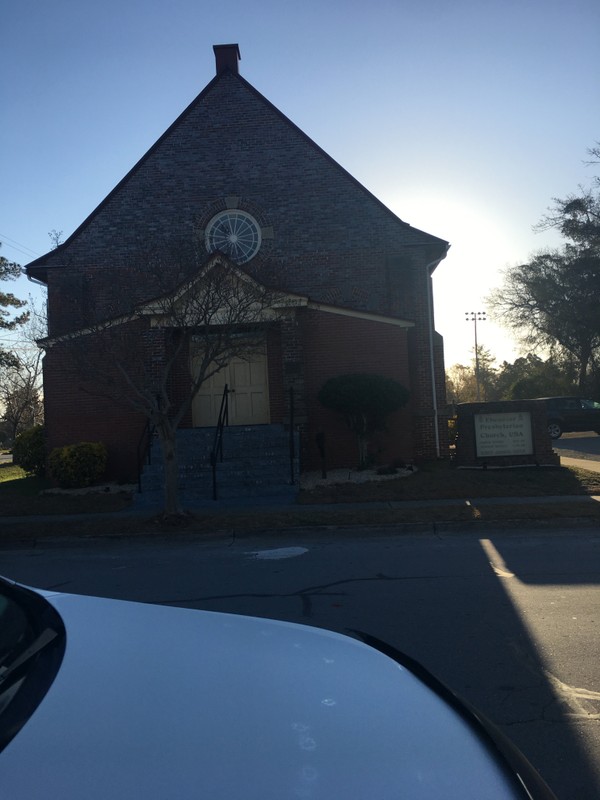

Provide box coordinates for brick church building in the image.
[26,44,450,487]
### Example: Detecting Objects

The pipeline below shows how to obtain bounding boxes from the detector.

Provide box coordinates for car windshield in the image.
[581,399,600,409]
[0,580,66,753]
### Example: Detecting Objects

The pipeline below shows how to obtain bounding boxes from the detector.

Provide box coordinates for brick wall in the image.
[34,67,449,477]
[266,324,285,423]
[300,309,413,470]
[39,72,446,327]
[43,344,147,482]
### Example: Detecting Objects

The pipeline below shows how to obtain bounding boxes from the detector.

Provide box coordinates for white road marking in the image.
[246,546,309,560]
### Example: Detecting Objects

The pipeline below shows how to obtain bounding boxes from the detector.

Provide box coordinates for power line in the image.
[0,233,41,260]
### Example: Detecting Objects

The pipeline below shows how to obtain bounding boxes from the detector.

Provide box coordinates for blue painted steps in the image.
[138,424,299,506]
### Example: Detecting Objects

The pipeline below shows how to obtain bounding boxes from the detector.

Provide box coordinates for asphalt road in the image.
[2,524,600,799]
[554,432,600,459]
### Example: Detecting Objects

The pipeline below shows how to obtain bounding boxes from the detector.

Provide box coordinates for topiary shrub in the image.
[318,374,410,469]
[48,442,108,489]
[12,425,46,476]
[447,416,458,446]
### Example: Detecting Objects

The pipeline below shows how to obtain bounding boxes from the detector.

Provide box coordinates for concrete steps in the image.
[138,425,299,506]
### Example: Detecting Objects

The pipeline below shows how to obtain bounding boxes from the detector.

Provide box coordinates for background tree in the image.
[474,347,497,401]
[489,248,600,389]
[48,229,64,249]
[446,347,497,404]
[48,244,278,517]
[488,147,600,391]
[318,373,410,469]
[446,352,578,405]
[0,350,44,442]
[446,362,477,405]
[494,354,576,399]
[535,143,600,248]
[0,297,46,443]
[0,246,29,369]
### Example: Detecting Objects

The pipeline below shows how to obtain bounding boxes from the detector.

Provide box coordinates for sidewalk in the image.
[558,455,600,474]
[1,485,599,527]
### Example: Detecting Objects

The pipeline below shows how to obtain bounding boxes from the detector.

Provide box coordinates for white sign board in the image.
[474,412,533,457]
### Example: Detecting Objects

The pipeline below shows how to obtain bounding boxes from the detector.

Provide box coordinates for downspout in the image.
[425,247,450,458]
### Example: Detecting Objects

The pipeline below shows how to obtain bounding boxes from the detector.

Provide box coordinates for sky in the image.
[2,0,599,369]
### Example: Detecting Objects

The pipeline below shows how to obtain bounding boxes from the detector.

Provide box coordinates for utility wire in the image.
[0,233,41,260]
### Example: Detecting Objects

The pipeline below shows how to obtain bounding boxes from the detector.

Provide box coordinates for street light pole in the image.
[465,311,486,401]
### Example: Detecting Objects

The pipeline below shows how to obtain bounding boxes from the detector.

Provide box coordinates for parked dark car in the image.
[0,576,557,799]
[537,396,600,439]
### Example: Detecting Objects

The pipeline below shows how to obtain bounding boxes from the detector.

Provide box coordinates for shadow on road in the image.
[158,533,600,799]
[476,534,600,798]
[218,537,598,799]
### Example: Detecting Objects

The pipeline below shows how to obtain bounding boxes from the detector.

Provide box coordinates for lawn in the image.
[0,463,132,516]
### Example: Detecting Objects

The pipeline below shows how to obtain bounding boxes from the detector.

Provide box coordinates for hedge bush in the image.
[318,374,410,468]
[318,374,410,432]
[12,425,46,476]
[48,442,108,489]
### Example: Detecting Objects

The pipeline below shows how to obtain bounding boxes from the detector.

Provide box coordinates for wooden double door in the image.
[191,349,269,427]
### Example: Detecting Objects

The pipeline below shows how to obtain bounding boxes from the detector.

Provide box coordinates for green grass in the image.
[0,462,132,516]
[0,464,27,484]
[0,464,54,500]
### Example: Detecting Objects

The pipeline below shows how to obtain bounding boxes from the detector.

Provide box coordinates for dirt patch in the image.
[298,462,600,504]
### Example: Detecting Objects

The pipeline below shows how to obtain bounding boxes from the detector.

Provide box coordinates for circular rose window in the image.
[204,210,262,264]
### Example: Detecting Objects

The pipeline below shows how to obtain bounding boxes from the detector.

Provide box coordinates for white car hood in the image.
[1,591,520,799]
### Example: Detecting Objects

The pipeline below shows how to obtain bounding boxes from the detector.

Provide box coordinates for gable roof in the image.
[26,59,448,284]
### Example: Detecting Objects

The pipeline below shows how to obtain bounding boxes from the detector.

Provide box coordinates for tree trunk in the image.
[578,360,588,394]
[357,433,369,470]
[578,349,591,392]
[156,423,183,517]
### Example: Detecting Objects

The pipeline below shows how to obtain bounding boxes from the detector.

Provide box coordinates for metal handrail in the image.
[210,384,230,500]
[289,386,295,484]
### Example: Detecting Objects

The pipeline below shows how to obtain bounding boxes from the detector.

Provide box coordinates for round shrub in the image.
[48,442,107,489]
[12,425,46,476]
[318,374,410,433]
[318,374,410,468]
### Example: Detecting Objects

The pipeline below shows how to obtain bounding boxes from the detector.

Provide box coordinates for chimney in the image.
[213,44,241,76]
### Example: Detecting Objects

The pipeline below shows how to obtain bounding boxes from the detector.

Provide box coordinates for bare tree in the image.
[445,347,497,404]
[488,248,600,390]
[0,297,46,441]
[0,352,44,441]
[535,189,600,249]
[489,145,600,391]
[44,248,280,516]
[48,230,64,249]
